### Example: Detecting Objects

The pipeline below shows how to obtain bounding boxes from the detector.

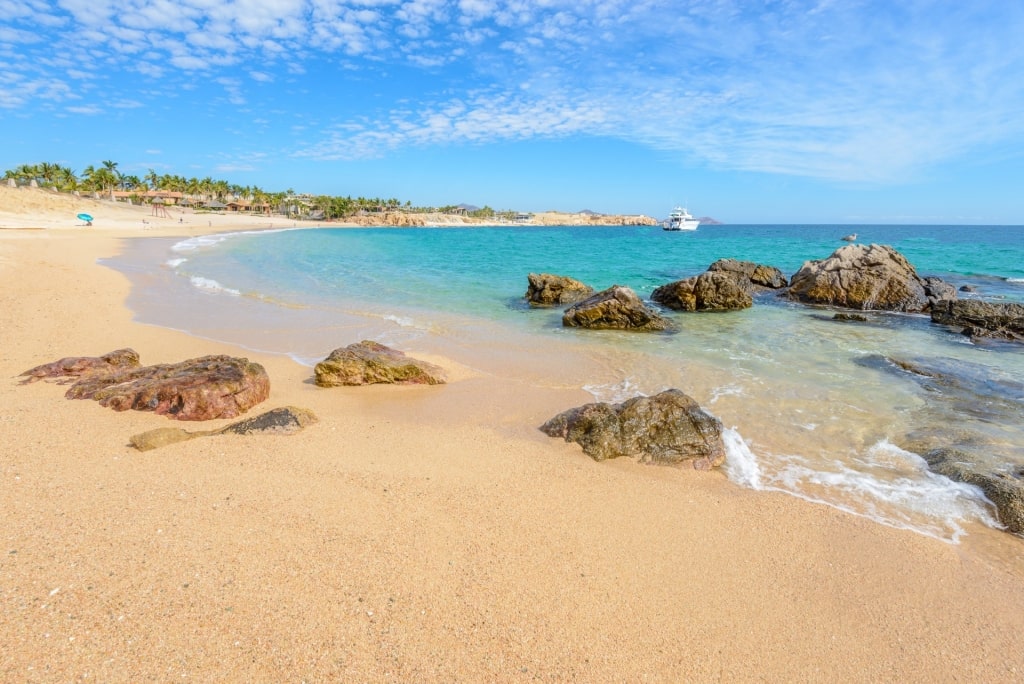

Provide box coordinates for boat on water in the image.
[663,206,700,231]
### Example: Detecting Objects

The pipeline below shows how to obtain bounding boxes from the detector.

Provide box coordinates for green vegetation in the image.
[2,160,519,221]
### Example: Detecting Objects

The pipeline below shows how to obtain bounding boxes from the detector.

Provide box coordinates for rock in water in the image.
[651,258,787,312]
[524,273,594,306]
[930,300,1024,344]
[707,258,788,290]
[787,244,953,312]
[562,285,672,331]
[924,449,1024,534]
[652,271,753,311]
[66,355,270,421]
[540,389,725,469]
[19,348,141,384]
[314,340,446,386]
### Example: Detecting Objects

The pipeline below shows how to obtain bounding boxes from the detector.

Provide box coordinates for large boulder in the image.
[787,244,954,312]
[65,355,270,421]
[314,340,446,386]
[930,300,1024,344]
[652,259,786,311]
[562,285,672,331]
[525,273,594,307]
[19,348,141,384]
[539,389,725,469]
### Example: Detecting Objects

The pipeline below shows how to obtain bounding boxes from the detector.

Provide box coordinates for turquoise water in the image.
[109,224,1024,543]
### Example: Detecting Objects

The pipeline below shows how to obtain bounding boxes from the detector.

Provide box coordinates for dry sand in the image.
[2,186,1024,682]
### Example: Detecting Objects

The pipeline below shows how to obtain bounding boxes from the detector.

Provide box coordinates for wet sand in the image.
[3,186,1024,682]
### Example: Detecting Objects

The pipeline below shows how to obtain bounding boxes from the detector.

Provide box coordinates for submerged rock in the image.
[524,273,594,306]
[539,389,725,469]
[857,353,1024,535]
[130,406,318,451]
[66,355,270,421]
[562,285,672,331]
[923,449,1024,534]
[930,300,1024,344]
[787,244,955,312]
[314,340,446,386]
[19,348,141,384]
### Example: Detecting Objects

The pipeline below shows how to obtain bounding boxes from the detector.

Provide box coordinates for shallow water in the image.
[105,224,1024,543]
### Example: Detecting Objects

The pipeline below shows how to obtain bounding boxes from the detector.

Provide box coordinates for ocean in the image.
[106,223,1024,543]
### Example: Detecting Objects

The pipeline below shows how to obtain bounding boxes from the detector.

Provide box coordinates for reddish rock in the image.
[65,355,270,421]
[19,348,141,385]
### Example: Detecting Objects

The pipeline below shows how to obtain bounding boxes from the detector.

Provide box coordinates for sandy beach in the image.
[2,186,1024,682]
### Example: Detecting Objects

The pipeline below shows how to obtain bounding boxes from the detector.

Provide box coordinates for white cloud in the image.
[4,1,1024,185]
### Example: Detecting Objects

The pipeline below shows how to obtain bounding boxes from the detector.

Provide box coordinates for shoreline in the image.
[3,190,1024,680]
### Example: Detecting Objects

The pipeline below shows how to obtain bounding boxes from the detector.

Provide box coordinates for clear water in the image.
[108,224,1024,543]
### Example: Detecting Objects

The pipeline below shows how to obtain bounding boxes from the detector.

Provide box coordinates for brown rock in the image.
[652,259,787,312]
[19,348,141,385]
[562,285,672,331]
[129,406,318,451]
[930,300,1024,343]
[314,340,446,386]
[787,243,951,312]
[539,389,725,469]
[707,258,788,289]
[652,271,753,311]
[924,449,1024,534]
[524,273,594,306]
[66,355,270,421]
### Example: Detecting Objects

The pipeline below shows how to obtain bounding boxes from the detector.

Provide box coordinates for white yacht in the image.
[663,206,700,231]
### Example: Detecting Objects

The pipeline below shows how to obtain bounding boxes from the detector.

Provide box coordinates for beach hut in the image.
[204,200,227,211]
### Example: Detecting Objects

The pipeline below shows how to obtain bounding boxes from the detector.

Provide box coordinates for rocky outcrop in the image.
[129,406,318,451]
[19,348,141,384]
[787,244,955,312]
[314,340,446,386]
[562,285,672,331]
[651,259,786,312]
[930,300,1024,344]
[65,355,270,421]
[652,271,751,311]
[708,258,788,289]
[923,449,1024,534]
[539,389,725,469]
[524,273,594,307]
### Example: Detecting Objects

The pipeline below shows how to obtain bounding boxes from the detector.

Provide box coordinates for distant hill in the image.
[697,216,723,225]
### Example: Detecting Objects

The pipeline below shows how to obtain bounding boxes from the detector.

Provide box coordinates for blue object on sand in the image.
[77,213,93,222]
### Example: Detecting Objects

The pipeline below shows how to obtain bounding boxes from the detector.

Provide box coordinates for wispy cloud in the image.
[4,1,1024,183]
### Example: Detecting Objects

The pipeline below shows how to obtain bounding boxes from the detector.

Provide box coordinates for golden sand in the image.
[2,186,1024,682]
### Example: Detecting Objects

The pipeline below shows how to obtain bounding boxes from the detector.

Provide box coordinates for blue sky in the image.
[2,1,1023,223]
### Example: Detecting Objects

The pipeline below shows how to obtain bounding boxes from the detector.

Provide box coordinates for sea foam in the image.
[189,276,241,296]
[723,434,1001,543]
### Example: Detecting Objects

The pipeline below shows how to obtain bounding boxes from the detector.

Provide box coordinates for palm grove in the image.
[3,160,506,220]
